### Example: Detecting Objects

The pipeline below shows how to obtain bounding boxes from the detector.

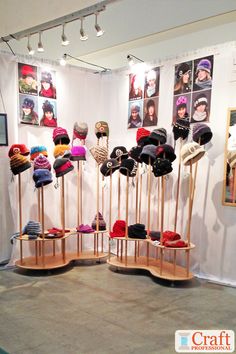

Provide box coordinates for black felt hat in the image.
[149,128,167,145]
[192,123,213,145]
[152,158,173,177]
[156,144,176,162]
[140,144,157,165]
[100,159,120,177]
[128,223,147,239]
[110,146,128,160]
[173,118,190,141]
[119,158,138,177]
[128,146,143,163]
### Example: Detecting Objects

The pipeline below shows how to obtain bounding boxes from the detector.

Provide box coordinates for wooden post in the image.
[125,174,129,266]
[160,175,165,275]
[138,173,143,223]
[186,161,193,246]
[41,185,45,266]
[147,157,151,238]
[96,163,100,233]
[135,164,139,223]
[80,161,83,224]
[109,170,112,232]
[61,175,66,263]
[77,161,80,226]
[18,174,23,264]
[174,139,183,232]
[102,175,104,216]
[118,157,121,219]
[38,188,41,223]
[157,178,160,230]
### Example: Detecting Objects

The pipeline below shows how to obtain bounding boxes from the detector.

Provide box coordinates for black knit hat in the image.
[148,128,167,145]
[128,223,147,239]
[128,146,143,163]
[119,158,138,177]
[100,159,120,177]
[110,146,128,160]
[152,158,173,177]
[140,144,157,165]
[192,123,213,145]
[176,62,191,79]
[173,118,190,141]
[156,144,176,162]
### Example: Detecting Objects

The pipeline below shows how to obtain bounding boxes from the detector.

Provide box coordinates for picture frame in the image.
[0,113,8,146]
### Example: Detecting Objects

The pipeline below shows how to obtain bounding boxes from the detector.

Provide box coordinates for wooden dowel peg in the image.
[118,157,121,219]
[138,173,143,223]
[174,139,183,232]
[125,174,129,238]
[109,170,112,232]
[96,163,100,232]
[77,161,80,227]
[61,175,65,236]
[147,157,151,237]
[135,164,139,223]
[186,161,193,245]
[38,188,41,223]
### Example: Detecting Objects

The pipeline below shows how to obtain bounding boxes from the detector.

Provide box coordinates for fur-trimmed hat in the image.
[30,146,48,161]
[53,158,74,177]
[128,146,143,163]
[196,58,211,74]
[181,142,205,166]
[173,118,190,141]
[140,144,157,165]
[119,158,138,177]
[90,146,108,165]
[149,128,167,145]
[152,158,172,177]
[73,122,88,140]
[100,159,120,177]
[8,144,29,158]
[194,93,208,108]
[53,127,70,145]
[33,169,53,188]
[10,154,31,175]
[95,121,109,139]
[34,154,51,171]
[110,146,128,160]
[192,123,212,145]
[156,144,176,162]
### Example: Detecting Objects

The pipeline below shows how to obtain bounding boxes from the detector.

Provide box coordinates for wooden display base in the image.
[14,230,108,271]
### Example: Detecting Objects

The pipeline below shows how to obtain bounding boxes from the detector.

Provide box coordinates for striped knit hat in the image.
[53,127,70,145]
[22,221,41,235]
[30,146,48,161]
[89,146,108,165]
[34,154,51,171]
[73,122,88,140]
[10,154,31,175]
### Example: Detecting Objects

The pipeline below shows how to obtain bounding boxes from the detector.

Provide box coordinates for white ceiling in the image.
[1,0,236,70]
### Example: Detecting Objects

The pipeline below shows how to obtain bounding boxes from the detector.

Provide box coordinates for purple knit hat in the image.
[33,154,51,171]
[70,146,87,161]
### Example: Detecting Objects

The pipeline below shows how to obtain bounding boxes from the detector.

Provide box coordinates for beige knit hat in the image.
[89,146,108,165]
[181,142,205,166]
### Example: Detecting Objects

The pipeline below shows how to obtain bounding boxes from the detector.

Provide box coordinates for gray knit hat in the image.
[140,144,157,165]
[149,128,167,145]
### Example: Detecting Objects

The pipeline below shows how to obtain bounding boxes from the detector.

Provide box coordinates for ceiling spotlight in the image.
[37,31,44,52]
[27,35,34,55]
[60,54,67,66]
[127,55,134,67]
[95,12,104,37]
[61,24,69,46]
[80,17,88,41]
[127,54,144,66]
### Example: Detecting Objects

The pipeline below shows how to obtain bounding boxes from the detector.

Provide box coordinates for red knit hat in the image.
[110,220,126,238]
[21,65,36,78]
[53,127,70,145]
[164,239,188,248]
[8,144,30,158]
[136,128,150,145]
[162,230,181,242]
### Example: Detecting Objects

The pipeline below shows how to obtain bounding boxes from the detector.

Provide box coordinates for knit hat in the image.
[140,144,157,165]
[181,142,205,166]
[110,146,128,160]
[100,159,120,177]
[176,95,187,109]
[173,118,190,141]
[53,158,74,177]
[152,158,173,177]
[129,146,143,163]
[41,71,52,83]
[164,239,188,248]
[76,224,95,233]
[148,128,167,145]
[33,169,53,188]
[227,151,236,169]
[156,144,176,162]
[128,223,147,239]
[194,93,208,109]
[22,221,41,235]
[119,158,138,177]
[136,127,151,147]
[176,62,191,79]
[8,144,30,158]
[91,212,106,231]
[42,100,54,113]
[192,123,213,145]
[53,127,70,145]
[21,65,36,78]
[110,220,126,238]
[73,122,88,140]
[10,154,31,175]
[95,121,109,139]
[22,98,34,109]
[89,146,108,165]
[70,146,87,161]
[147,69,156,81]
[33,154,51,171]
[163,230,181,242]
[196,58,211,74]
[149,231,161,241]
[53,144,71,158]
[30,146,48,161]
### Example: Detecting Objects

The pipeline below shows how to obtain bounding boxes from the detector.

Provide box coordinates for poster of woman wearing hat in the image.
[19,95,39,125]
[39,70,57,99]
[191,90,211,123]
[129,73,143,100]
[39,98,57,127]
[128,101,143,129]
[193,55,213,91]
[144,67,159,98]
[143,98,158,127]
[173,94,190,124]
[174,61,192,94]
[18,63,38,95]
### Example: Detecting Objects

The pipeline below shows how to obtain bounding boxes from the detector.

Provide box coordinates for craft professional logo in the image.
[175,330,235,352]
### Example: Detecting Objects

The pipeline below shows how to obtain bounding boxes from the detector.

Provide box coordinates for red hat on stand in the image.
[136,128,150,146]
[8,144,30,158]
[110,220,126,238]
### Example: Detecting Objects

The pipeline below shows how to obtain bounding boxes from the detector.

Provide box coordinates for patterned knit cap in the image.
[89,146,108,165]
[34,154,51,171]
[10,154,31,175]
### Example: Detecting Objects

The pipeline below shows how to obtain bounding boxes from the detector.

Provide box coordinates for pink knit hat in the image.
[70,146,86,161]
[33,154,51,171]
[53,127,70,145]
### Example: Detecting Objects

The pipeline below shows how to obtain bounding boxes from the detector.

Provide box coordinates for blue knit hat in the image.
[33,169,53,188]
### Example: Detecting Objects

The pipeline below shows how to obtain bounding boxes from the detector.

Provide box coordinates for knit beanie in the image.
[91,212,106,231]
[192,123,212,145]
[110,146,128,160]
[148,128,167,145]
[176,62,191,79]
[10,154,31,175]
[136,127,151,147]
[196,58,211,74]
[53,158,74,177]
[53,144,71,158]
[100,159,120,177]
[173,118,190,141]
[156,144,176,162]
[33,154,51,171]
[30,146,48,161]
[128,223,147,239]
[110,220,126,238]
[89,146,108,165]
[70,146,87,161]
[33,169,53,188]
[152,158,173,177]
[95,121,109,139]
[128,146,143,163]
[73,122,88,140]
[119,158,138,177]
[140,144,157,165]
[53,127,70,145]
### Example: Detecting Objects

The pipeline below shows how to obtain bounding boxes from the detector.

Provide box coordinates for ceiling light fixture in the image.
[94,12,104,37]
[59,54,67,66]
[60,53,110,73]
[37,31,44,52]
[80,17,88,41]
[127,54,144,67]
[61,24,69,46]
[27,35,34,55]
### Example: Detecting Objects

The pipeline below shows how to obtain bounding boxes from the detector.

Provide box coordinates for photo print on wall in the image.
[172,55,214,124]
[128,66,160,129]
[18,62,58,127]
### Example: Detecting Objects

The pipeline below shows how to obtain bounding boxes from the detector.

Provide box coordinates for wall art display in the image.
[172,55,214,124]
[0,113,8,146]
[128,67,160,129]
[18,63,57,127]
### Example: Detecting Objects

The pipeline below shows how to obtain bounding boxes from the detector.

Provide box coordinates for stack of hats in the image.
[95,121,109,139]
[192,123,213,145]
[91,212,106,231]
[8,144,29,158]
[90,146,108,165]
[181,142,205,166]
[136,128,150,147]
[70,146,87,161]
[73,122,88,142]
[110,220,126,238]
[148,128,167,146]
[53,144,71,158]
[22,220,42,239]
[140,145,157,165]
[30,146,48,161]
[119,158,138,177]
[52,126,74,178]
[100,159,120,177]
[128,223,147,239]
[33,154,51,171]
[9,153,31,175]
[53,127,70,145]
[110,146,128,160]
[33,169,53,188]
[173,119,190,141]
[129,146,143,163]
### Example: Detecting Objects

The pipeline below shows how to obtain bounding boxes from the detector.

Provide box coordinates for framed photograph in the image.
[0,113,8,146]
